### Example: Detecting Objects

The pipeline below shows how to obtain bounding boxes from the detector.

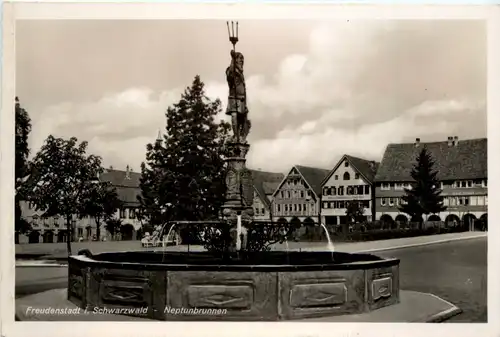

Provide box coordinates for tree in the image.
[80,181,122,241]
[139,75,231,225]
[24,136,103,255]
[345,201,365,224]
[15,97,33,236]
[399,147,447,229]
[105,219,122,240]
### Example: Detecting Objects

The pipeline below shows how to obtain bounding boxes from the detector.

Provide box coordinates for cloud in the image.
[26,20,486,174]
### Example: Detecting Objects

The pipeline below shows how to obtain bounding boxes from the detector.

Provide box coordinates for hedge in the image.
[294,221,470,243]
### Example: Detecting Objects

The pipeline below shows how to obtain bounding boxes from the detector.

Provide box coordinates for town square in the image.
[12,17,487,324]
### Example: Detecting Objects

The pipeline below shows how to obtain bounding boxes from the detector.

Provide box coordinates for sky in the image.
[16,19,486,174]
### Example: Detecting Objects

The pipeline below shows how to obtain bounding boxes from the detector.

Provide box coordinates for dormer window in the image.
[343,172,350,180]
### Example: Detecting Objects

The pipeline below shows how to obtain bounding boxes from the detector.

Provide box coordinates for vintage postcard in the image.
[1,2,499,337]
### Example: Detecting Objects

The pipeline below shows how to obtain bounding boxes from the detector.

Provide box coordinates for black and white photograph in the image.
[2,2,499,337]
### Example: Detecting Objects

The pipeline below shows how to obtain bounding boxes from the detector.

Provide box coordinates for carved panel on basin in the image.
[290,283,347,308]
[279,269,365,320]
[101,284,146,306]
[366,264,400,311]
[371,277,392,301]
[167,271,278,321]
[87,268,167,320]
[187,285,253,309]
[68,274,84,300]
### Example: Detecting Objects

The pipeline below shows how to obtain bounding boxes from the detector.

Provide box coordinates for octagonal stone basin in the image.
[68,251,400,321]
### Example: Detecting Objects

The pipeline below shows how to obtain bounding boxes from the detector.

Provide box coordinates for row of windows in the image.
[443,195,488,206]
[331,172,360,181]
[379,195,488,207]
[275,203,316,216]
[380,198,406,207]
[254,207,266,215]
[379,180,487,191]
[323,185,370,196]
[119,208,138,219]
[322,200,370,209]
[286,178,309,189]
[279,190,312,199]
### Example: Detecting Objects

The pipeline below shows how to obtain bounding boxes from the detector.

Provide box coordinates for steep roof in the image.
[375,138,487,182]
[295,165,330,197]
[100,168,141,188]
[100,168,141,206]
[250,169,284,208]
[322,154,379,186]
[345,155,380,183]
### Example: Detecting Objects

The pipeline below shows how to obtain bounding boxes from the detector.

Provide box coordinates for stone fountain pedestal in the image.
[15,250,462,322]
[221,141,254,251]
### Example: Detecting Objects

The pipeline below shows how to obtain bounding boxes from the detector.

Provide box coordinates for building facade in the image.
[272,165,330,226]
[19,166,143,243]
[374,137,487,228]
[251,170,284,221]
[321,155,379,226]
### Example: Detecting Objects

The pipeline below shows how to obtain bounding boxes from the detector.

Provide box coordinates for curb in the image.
[357,233,486,253]
[16,263,68,268]
[423,293,463,323]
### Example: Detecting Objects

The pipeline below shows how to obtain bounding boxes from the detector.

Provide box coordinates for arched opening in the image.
[379,214,394,229]
[343,172,350,180]
[43,230,54,243]
[445,214,460,227]
[277,218,288,225]
[463,214,477,231]
[428,214,441,222]
[120,224,135,241]
[57,230,67,242]
[303,217,315,226]
[395,214,408,229]
[290,217,302,231]
[479,213,487,231]
[28,230,40,244]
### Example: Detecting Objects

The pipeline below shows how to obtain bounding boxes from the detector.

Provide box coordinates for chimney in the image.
[453,136,458,146]
[414,138,420,147]
[125,165,130,179]
[447,136,453,146]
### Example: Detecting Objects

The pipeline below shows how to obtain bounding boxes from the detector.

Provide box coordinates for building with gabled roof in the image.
[19,165,143,244]
[250,169,284,221]
[320,154,379,228]
[374,136,487,229]
[271,165,330,226]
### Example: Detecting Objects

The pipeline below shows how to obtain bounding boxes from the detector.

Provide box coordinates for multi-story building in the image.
[374,137,487,228]
[320,155,379,227]
[19,165,143,243]
[272,165,330,226]
[250,170,284,221]
[18,166,286,243]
